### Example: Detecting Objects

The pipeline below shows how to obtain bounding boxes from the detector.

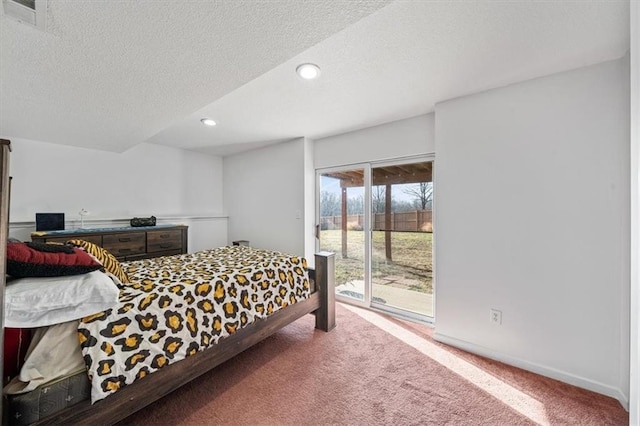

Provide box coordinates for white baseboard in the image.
[433,332,629,411]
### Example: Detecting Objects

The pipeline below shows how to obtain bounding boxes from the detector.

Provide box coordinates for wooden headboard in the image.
[0,138,12,416]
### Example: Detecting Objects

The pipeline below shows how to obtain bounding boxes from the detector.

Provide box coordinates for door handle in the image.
[315,224,320,239]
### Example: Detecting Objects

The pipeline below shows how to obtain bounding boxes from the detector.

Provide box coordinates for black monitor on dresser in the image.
[35,213,65,231]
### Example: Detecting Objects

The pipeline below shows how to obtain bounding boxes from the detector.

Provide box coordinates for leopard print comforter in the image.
[78,245,310,403]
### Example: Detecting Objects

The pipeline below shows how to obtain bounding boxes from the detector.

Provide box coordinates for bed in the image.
[3,243,335,425]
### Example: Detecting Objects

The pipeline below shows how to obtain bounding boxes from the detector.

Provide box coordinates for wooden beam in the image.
[325,170,364,188]
[385,184,392,261]
[341,187,347,258]
[372,170,432,186]
[327,164,435,188]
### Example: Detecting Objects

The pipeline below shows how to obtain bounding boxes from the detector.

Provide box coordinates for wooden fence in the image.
[320,210,432,232]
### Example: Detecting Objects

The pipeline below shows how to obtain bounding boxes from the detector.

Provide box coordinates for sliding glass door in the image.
[317,158,434,320]
[318,165,370,305]
[370,161,433,318]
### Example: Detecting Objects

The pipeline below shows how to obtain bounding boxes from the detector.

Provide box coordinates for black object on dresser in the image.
[31,224,188,261]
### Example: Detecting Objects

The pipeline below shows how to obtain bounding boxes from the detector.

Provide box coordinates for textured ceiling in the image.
[0,0,391,152]
[0,1,631,156]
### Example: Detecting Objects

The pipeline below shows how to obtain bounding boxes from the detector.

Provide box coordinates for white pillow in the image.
[4,270,120,328]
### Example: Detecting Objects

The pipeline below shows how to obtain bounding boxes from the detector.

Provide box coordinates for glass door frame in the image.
[316,155,435,322]
[316,163,372,308]
[369,155,435,323]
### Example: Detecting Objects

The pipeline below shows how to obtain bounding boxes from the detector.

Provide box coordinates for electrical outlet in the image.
[490,309,502,325]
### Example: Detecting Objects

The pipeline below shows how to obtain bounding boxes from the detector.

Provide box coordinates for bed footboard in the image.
[313,251,336,332]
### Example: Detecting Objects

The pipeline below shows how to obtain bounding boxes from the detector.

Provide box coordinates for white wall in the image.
[7,138,226,251]
[224,113,436,263]
[315,113,435,169]
[223,138,307,257]
[434,57,630,404]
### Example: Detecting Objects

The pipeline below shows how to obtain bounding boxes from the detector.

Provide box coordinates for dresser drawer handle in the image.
[159,243,172,249]
[119,237,131,242]
[160,234,169,239]
[118,248,132,253]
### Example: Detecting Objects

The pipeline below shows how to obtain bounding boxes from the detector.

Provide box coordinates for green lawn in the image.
[319,230,433,293]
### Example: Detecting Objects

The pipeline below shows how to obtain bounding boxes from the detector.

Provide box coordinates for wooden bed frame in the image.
[0,140,11,421]
[0,138,336,424]
[32,251,336,425]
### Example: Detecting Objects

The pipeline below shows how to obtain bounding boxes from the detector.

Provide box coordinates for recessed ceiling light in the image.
[201,118,217,126]
[296,63,320,80]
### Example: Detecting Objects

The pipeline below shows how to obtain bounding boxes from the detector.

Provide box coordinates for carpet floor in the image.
[118,303,628,425]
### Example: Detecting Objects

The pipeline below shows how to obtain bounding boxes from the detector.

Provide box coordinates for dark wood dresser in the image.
[31,224,188,261]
